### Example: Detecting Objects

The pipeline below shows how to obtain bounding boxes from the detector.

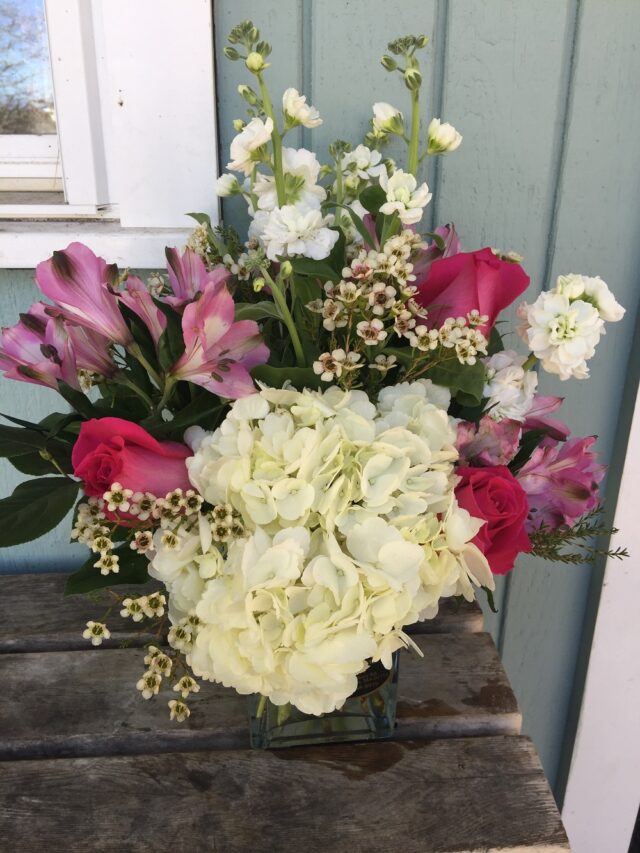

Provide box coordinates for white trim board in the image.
[562,382,640,852]
[0,222,192,269]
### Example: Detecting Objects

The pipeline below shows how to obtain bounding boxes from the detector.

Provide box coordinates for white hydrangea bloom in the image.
[483,350,538,421]
[518,291,604,380]
[282,88,322,128]
[256,204,339,261]
[554,273,625,323]
[227,117,274,175]
[253,148,326,211]
[427,118,463,154]
[379,169,432,225]
[165,382,494,716]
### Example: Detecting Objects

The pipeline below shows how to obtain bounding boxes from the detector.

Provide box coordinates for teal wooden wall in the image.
[1,0,638,798]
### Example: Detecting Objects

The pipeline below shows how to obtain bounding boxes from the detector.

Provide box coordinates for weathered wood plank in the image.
[0,573,483,653]
[0,736,569,852]
[0,633,519,759]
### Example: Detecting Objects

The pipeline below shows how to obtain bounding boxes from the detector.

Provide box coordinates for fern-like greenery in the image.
[529,507,628,565]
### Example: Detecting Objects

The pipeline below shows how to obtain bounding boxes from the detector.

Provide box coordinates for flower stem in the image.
[257,73,286,207]
[407,89,421,176]
[128,343,163,389]
[523,353,538,371]
[113,374,154,410]
[262,268,306,367]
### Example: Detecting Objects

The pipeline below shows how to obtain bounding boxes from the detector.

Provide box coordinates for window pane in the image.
[0,0,56,134]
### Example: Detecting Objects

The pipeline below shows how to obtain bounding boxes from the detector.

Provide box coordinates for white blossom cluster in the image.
[483,350,539,421]
[517,274,625,380]
[146,384,494,716]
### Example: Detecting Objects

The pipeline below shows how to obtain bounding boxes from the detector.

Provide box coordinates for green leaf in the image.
[7,452,63,476]
[144,392,224,436]
[252,364,321,390]
[423,231,446,251]
[234,301,282,322]
[0,412,46,431]
[425,359,486,405]
[288,256,341,283]
[323,202,376,248]
[326,228,346,275]
[482,586,498,613]
[56,381,101,419]
[378,211,401,246]
[0,424,49,457]
[64,546,150,596]
[0,477,79,547]
[359,184,386,214]
[488,325,505,356]
[509,428,548,474]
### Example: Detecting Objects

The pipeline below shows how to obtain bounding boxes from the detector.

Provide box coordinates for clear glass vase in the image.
[247,652,400,749]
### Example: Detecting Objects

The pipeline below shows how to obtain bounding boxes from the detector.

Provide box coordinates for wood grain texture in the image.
[0,736,568,853]
[0,573,483,653]
[0,633,519,759]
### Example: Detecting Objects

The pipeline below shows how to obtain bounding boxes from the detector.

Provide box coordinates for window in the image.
[0,0,220,267]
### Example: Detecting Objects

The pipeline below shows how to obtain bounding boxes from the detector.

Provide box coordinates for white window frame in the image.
[0,135,62,191]
[0,0,220,268]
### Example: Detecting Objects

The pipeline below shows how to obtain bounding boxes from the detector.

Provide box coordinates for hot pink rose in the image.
[72,417,192,500]
[455,465,532,575]
[415,247,530,334]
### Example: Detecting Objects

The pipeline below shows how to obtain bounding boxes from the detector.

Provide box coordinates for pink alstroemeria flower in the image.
[165,247,230,309]
[0,303,76,388]
[522,395,571,442]
[456,416,522,466]
[170,282,269,398]
[119,276,167,346]
[412,223,461,279]
[517,436,606,531]
[35,242,132,346]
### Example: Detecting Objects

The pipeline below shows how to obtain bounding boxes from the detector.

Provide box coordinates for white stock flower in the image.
[176,383,492,715]
[379,169,432,225]
[258,204,339,261]
[253,148,325,211]
[340,145,385,180]
[518,291,604,380]
[555,274,625,323]
[282,88,322,128]
[483,350,538,421]
[427,118,463,154]
[215,173,241,197]
[372,102,403,134]
[227,117,274,175]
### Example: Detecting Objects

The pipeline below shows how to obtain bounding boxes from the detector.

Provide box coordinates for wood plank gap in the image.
[539,0,583,293]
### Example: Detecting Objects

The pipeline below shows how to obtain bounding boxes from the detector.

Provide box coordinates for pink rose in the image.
[415,247,530,334]
[455,465,532,575]
[72,417,192,501]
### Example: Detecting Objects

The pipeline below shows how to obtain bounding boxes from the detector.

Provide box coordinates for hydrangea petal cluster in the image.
[148,382,493,716]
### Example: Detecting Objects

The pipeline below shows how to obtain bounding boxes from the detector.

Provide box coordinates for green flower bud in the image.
[224,46,241,61]
[238,84,259,105]
[380,55,397,71]
[404,68,422,91]
[256,41,272,57]
[233,118,245,132]
[415,34,429,49]
[280,261,293,277]
[246,52,267,72]
[253,277,266,292]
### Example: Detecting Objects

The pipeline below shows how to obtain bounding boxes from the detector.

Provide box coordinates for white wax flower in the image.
[555,274,625,323]
[215,173,241,197]
[372,102,403,134]
[253,147,326,211]
[227,117,273,175]
[282,87,322,128]
[379,169,432,225]
[257,204,339,261]
[518,291,604,380]
[427,118,463,154]
[483,349,538,421]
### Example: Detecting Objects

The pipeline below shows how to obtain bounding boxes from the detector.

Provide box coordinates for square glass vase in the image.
[247,652,400,749]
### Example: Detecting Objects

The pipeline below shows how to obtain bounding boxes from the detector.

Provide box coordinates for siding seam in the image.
[430,0,450,232]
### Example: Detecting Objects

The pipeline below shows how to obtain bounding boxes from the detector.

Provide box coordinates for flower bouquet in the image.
[0,21,627,748]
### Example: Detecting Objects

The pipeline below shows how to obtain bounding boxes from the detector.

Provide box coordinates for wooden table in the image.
[0,573,569,852]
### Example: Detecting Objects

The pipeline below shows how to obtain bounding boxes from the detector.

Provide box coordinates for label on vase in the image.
[352,659,392,698]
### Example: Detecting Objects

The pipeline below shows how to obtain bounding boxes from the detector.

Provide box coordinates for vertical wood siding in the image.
[0,0,638,797]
